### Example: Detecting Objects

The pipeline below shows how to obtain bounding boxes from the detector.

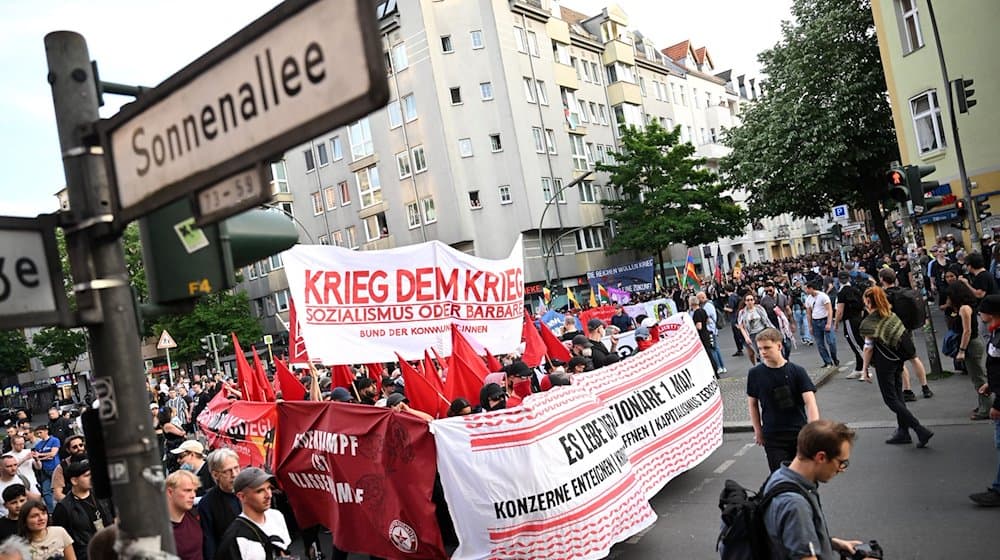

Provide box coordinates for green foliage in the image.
[153,291,262,363]
[599,120,748,253]
[31,327,88,373]
[55,222,148,305]
[0,329,32,377]
[720,0,897,245]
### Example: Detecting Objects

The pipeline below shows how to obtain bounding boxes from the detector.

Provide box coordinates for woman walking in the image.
[946,281,993,420]
[860,286,934,447]
[738,292,775,366]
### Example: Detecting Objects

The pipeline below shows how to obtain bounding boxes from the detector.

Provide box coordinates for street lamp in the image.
[539,171,595,287]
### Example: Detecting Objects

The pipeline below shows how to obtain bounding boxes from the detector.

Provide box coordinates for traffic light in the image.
[976,197,992,220]
[200,336,213,354]
[905,164,943,213]
[953,78,976,113]
[886,167,908,203]
[140,202,299,304]
[951,199,969,230]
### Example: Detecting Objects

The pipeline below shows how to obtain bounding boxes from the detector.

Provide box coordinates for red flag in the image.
[446,326,489,402]
[539,319,572,362]
[396,353,446,417]
[366,362,384,394]
[521,314,546,367]
[275,403,446,559]
[331,364,356,394]
[274,359,306,401]
[288,300,311,367]
[484,348,503,373]
[251,347,276,401]
[423,351,449,418]
[231,333,255,400]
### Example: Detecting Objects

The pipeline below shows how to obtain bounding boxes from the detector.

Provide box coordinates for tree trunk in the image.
[861,181,892,254]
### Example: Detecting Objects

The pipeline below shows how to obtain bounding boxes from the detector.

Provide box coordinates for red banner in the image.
[274,402,446,559]
[197,393,277,469]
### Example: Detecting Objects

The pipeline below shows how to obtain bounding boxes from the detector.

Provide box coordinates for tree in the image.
[153,291,263,363]
[0,329,32,378]
[31,327,88,373]
[720,0,898,251]
[599,121,748,279]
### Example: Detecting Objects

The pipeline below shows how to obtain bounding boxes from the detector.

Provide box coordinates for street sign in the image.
[194,164,269,227]
[157,330,178,349]
[842,223,863,233]
[100,0,389,224]
[832,204,849,222]
[263,334,273,345]
[0,215,70,329]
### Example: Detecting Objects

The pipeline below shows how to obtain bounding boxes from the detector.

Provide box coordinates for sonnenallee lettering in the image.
[131,43,326,177]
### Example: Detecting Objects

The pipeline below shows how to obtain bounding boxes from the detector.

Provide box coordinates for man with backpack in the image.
[879,268,933,400]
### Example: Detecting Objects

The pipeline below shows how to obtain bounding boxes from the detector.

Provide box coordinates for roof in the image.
[694,46,713,68]
[559,5,590,26]
[662,40,691,63]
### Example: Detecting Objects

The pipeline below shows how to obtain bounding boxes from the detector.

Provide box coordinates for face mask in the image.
[179,463,195,472]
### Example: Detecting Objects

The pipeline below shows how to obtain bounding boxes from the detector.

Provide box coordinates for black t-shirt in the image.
[746,362,816,434]
[970,270,998,300]
[0,516,17,541]
[837,284,864,321]
[891,263,913,288]
[692,308,712,347]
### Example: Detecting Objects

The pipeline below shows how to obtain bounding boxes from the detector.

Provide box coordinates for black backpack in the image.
[717,478,809,559]
[886,286,926,330]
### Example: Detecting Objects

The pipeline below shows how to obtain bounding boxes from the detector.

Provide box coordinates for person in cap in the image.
[970,294,1000,506]
[0,484,27,540]
[215,468,291,560]
[166,469,204,560]
[51,460,114,560]
[585,319,620,369]
[330,387,355,403]
[197,448,241,560]
[171,440,214,495]
[386,393,434,422]
[569,335,594,368]
[479,383,507,412]
[447,398,474,417]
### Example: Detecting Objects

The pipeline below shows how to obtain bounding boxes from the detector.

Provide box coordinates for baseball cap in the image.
[386,393,409,407]
[233,467,276,493]
[571,334,592,347]
[586,318,606,331]
[505,361,532,378]
[170,440,205,456]
[330,387,354,402]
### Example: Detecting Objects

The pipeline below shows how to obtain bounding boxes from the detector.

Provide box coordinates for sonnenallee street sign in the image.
[0,215,70,329]
[101,0,389,224]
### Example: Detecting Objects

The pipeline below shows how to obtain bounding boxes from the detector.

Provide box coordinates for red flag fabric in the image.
[423,351,449,418]
[274,359,306,401]
[484,348,503,373]
[521,314,546,367]
[251,347,276,402]
[275,402,446,559]
[331,365,356,394]
[445,326,489,402]
[288,300,311,367]
[366,362,385,394]
[538,319,572,362]
[397,353,445,418]
[231,333,256,401]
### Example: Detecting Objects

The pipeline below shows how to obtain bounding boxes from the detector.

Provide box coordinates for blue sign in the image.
[832,204,848,218]
[916,209,959,225]
[586,258,655,293]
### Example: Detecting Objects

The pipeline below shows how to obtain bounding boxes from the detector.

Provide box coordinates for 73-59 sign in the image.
[0,215,71,329]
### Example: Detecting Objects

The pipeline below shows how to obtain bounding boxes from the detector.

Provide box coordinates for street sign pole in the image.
[165,347,174,385]
[899,204,944,376]
[45,31,176,556]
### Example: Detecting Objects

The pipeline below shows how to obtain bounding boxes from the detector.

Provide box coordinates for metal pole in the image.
[538,171,594,287]
[900,204,944,376]
[45,32,176,556]
[925,0,978,244]
[212,334,222,373]
[165,347,174,385]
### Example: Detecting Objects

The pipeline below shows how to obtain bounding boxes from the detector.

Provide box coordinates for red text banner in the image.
[197,394,277,469]
[275,402,446,560]
[282,238,524,362]
[432,387,657,560]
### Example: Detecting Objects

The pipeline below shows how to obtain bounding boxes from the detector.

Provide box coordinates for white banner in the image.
[282,237,524,364]
[431,315,722,558]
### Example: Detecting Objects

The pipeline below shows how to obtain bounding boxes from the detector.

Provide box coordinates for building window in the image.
[524,77,536,103]
[449,87,462,104]
[480,82,494,101]
[338,180,351,206]
[561,87,580,128]
[303,149,315,171]
[458,138,473,157]
[570,134,588,171]
[532,127,544,153]
[575,227,604,251]
[469,191,482,209]
[269,253,283,270]
[270,161,289,193]
[590,62,601,85]
[402,94,417,121]
[275,289,290,312]
[412,146,427,173]
[247,264,257,280]
[525,30,539,57]
[346,226,358,249]
[578,180,596,203]
[514,27,527,53]
[349,117,374,160]
[910,90,946,153]
[364,212,389,241]
[279,202,293,218]
[441,35,454,53]
[542,178,565,203]
[387,100,403,128]
[499,185,512,204]
[700,128,708,145]
[396,150,412,178]
[585,142,595,167]
[598,104,608,125]
[356,166,382,208]
[318,234,329,245]
[332,230,344,247]
[407,202,421,228]
[898,0,924,53]
[324,186,337,210]
[545,129,557,154]
[330,136,343,161]
[490,134,502,152]
[391,43,408,71]
[535,80,548,105]
[680,85,687,106]
[316,143,329,166]
[311,192,323,215]
[693,88,700,108]
[706,91,712,108]
[471,30,484,49]
[579,101,589,123]
[710,128,718,143]
[422,198,437,223]
[257,260,270,277]
[553,178,565,203]
[541,177,552,202]
[639,76,646,96]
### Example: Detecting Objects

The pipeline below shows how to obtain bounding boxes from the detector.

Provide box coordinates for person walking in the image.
[805,280,839,369]
[835,270,867,380]
[698,291,727,374]
[946,281,993,420]
[737,292,775,366]
[860,286,934,447]
[969,294,1000,506]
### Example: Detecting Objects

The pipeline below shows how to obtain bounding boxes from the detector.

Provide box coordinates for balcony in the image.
[554,63,579,90]
[607,82,641,106]
[602,39,635,66]
[695,142,730,162]
[361,234,395,251]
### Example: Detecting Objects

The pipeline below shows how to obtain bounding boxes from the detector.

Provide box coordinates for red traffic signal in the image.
[885,167,909,202]
[941,194,956,205]
[887,170,905,185]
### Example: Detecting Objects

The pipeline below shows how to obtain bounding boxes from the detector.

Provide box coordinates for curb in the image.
[721,366,842,434]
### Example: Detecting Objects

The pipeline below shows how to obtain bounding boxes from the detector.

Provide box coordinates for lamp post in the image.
[539,171,595,288]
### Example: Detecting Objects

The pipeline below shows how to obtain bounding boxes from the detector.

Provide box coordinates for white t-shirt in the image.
[10,448,38,495]
[235,509,291,560]
[806,291,831,319]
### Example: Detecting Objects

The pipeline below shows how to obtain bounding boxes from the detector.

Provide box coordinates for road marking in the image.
[734,443,755,457]
[714,460,735,474]
[689,476,715,495]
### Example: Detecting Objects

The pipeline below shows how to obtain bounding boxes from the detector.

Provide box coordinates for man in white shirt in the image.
[215,467,291,560]
[805,281,840,369]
